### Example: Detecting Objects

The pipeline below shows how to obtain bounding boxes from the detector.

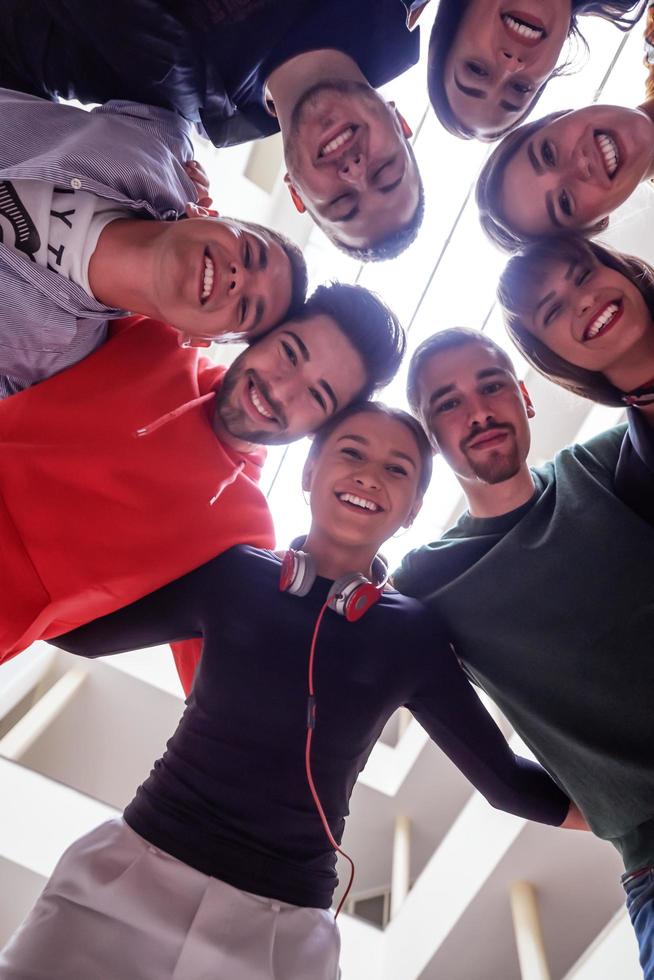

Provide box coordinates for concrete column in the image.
[510,880,552,980]
[0,668,87,761]
[390,813,411,919]
[397,706,412,739]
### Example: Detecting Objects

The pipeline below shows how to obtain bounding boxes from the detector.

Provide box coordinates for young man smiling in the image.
[393,327,654,973]
[0,88,306,396]
[0,283,405,696]
[0,0,427,260]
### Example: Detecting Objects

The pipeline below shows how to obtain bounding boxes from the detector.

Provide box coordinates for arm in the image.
[614,411,654,526]
[407,639,574,828]
[51,567,204,659]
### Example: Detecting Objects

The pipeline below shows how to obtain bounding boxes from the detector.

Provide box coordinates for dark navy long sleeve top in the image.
[53,545,570,909]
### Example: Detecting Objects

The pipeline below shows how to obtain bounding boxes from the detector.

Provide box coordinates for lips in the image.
[335,491,383,514]
[594,131,620,179]
[317,124,358,163]
[582,299,623,341]
[246,376,278,426]
[467,429,510,451]
[501,11,546,47]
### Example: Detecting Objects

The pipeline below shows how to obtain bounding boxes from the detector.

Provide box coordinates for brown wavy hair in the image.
[497,235,654,404]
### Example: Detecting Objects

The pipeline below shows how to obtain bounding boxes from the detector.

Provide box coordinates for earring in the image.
[179,334,213,348]
[288,186,307,214]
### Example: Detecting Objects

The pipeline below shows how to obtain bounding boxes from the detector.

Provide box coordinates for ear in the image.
[395,109,413,140]
[301,456,314,493]
[403,494,424,528]
[284,173,307,214]
[519,381,536,419]
[184,202,220,219]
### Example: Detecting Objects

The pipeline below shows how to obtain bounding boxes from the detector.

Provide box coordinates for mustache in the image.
[461,421,514,451]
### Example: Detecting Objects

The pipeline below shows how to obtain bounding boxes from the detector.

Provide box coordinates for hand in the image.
[561,801,589,831]
[184,159,213,208]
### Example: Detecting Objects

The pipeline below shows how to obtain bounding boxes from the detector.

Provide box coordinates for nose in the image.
[227,260,244,296]
[353,468,381,491]
[575,289,596,318]
[499,49,523,75]
[338,152,366,189]
[467,395,495,429]
[572,145,592,182]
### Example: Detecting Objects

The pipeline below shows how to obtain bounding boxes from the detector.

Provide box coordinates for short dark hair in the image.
[406,328,517,416]
[233,218,308,320]
[295,282,406,401]
[427,0,646,142]
[498,234,654,405]
[308,399,433,497]
[328,144,426,262]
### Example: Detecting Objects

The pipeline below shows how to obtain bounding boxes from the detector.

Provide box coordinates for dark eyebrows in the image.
[321,381,338,415]
[390,450,417,467]
[336,434,417,467]
[535,290,555,312]
[454,75,486,99]
[545,191,564,229]
[281,330,309,361]
[251,299,265,331]
[476,368,506,380]
[527,141,543,176]
[429,383,455,406]
[258,241,268,270]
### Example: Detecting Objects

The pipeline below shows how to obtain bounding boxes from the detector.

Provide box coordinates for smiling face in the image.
[442,0,571,139]
[215,314,367,446]
[519,254,652,372]
[499,105,654,236]
[303,411,423,552]
[154,217,293,340]
[415,342,533,484]
[283,82,420,250]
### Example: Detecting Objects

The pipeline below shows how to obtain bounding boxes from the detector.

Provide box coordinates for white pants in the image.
[0,818,341,980]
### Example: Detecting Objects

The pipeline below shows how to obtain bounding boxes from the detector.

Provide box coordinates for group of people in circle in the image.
[1,1,654,978]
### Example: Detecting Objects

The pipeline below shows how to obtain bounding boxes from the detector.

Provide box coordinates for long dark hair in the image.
[308,401,433,498]
[497,235,654,404]
[428,0,646,141]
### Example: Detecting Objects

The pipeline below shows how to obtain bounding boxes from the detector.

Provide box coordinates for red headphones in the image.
[279,539,388,622]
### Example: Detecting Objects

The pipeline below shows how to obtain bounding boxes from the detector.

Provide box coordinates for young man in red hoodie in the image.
[0,282,405,693]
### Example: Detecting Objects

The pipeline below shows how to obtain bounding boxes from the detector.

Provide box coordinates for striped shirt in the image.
[0,88,197,398]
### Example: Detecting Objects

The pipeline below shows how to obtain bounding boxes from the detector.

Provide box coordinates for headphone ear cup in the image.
[328,574,382,622]
[280,549,316,597]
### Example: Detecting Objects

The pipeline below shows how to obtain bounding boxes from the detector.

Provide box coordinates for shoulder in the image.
[554,423,627,475]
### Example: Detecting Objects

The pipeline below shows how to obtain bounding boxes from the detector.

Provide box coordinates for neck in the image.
[266,49,368,130]
[210,403,261,455]
[300,525,379,581]
[89,218,167,317]
[636,99,654,180]
[460,465,536,519]
[604,318,654,393]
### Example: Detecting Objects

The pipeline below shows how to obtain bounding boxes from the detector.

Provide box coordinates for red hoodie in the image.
[0,316,274,693]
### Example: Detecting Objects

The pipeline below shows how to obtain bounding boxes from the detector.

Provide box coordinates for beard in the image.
[284,80,380,171]
[461,424,522,485]
[214,362,290,447]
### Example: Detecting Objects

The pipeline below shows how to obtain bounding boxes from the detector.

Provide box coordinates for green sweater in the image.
[394,425,654,872]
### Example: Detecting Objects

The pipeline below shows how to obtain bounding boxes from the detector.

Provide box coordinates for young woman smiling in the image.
[0,402,583,980]
[477,97,654,250]
[498,235,654,421]
[428,0,645,142]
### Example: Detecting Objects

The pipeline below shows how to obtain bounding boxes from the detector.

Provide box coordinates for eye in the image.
[544,303,562,327]
[511,81,531,95]
[281,340,297,366]
[309,387,327,413]
[559,190,573,218]
[243,240,252,269]
[541,140,556,167]
[386,464,409,477]
[341,446,362,459]
[576,267,592,286]
[466,61,488,78]
[238,297,249,325]
[435,397,459,414]
[481,381,504,395]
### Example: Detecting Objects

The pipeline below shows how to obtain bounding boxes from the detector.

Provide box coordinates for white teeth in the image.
[320,127,354,157]
[201,253,214,302]
[249,382,274,419]
[586,302,619,340]
[502,14,543,40]
[337,492,380,512]
[595,133,619,177]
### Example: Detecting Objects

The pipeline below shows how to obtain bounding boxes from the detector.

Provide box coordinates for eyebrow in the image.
[545,191,564,229]
[251,298,265,331]
[454,75,486,99]
[337,434,417,466]
[321,381,338,415]
[476,368,506,380]
[527,141,543,176]
[429,383,455,406]
[282,330,309,362]
[535,290,555,312]
[258,241,268,270]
